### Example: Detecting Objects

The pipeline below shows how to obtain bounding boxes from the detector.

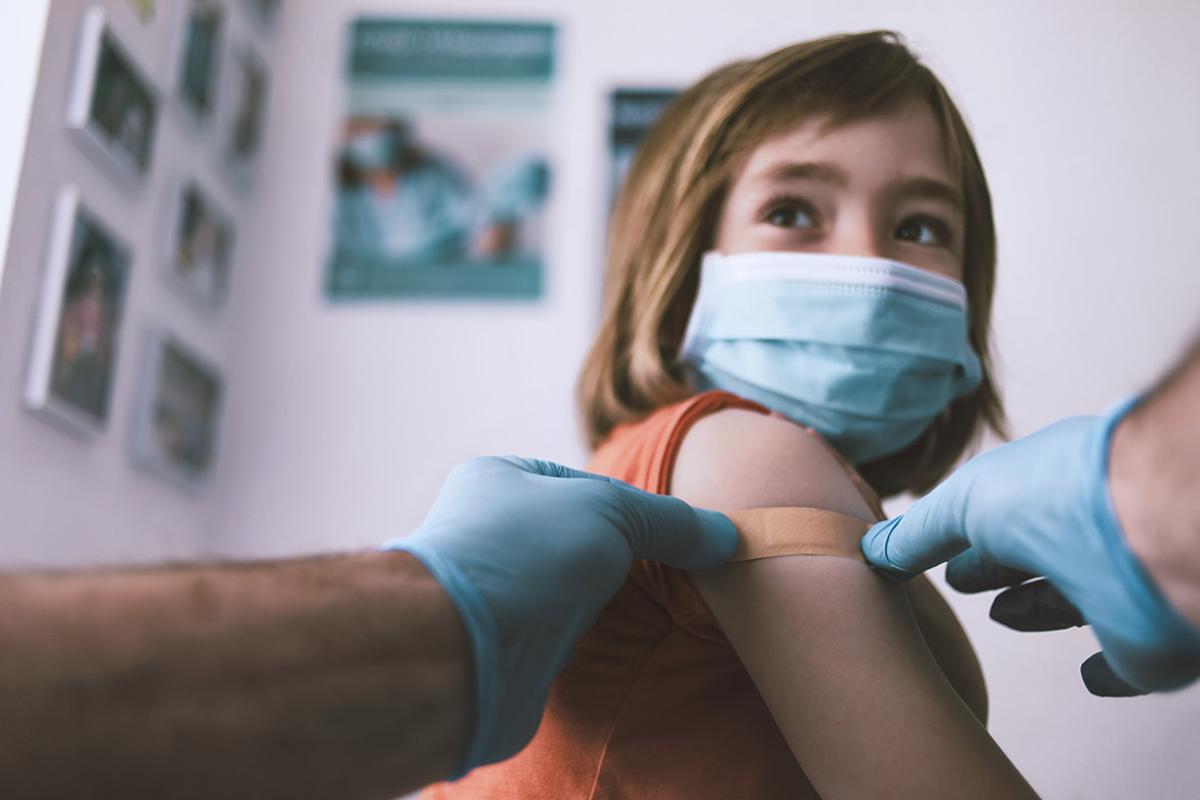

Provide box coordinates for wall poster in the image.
[326,18,556,300]
[608,88,678,211]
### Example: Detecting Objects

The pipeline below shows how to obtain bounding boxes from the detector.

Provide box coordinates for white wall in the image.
[2,0,1198,798]
[0,3,51,300]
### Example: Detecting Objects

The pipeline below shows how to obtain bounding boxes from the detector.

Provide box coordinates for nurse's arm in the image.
[0,551,471,800]
[1113,335,1200,628]
[673,410,1039,800]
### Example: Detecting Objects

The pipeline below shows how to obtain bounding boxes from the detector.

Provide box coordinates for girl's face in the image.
[714,99,966,281]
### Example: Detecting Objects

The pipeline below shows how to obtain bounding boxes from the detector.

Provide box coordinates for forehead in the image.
[736,100,958,192]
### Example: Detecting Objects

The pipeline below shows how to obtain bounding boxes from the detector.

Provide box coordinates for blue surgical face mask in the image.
[679,250,983,465]
[345,129,396,171]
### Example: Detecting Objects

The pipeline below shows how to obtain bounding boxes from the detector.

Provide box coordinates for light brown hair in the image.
[577,30,1007,497]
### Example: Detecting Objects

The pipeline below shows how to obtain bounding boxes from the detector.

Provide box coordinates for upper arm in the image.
[672,410,1034,800]
[670,409,876,520]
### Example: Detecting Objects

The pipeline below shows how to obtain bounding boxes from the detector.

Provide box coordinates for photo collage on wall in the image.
[326,18,557,300]
[23,2,275,491]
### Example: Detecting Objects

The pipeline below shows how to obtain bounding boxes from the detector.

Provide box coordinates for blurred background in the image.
[1,1,1198,797]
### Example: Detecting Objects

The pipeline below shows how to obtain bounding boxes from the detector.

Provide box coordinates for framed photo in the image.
[131,331,223,487]
[24,187,131,435]
[242,0,281,33]
[165,178,234,306]
[67,7,161,184]
[222,43,270,186]
[127,0,157,23]
[175,0,225,123]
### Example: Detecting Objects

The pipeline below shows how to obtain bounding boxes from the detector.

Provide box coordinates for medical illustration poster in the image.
[131,331,223,488]
[24,188,131,436]
[326,18,556,300]
[608,88,678,211]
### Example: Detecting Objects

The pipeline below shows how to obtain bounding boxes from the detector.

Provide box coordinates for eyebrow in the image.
[759,160,965,215]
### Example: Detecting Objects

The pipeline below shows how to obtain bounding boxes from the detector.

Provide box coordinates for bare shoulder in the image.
[670,408,875,521]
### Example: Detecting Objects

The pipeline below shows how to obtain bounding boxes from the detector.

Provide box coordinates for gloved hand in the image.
[861,396,1200,696]
[382,456,737,777]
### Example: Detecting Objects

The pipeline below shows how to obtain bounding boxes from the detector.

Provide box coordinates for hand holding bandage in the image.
[861,399,1200,696]
[381,457,738,776]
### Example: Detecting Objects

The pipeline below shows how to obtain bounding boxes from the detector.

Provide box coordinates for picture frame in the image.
[130,329,224,488]
[66,6,162,186]
[174,0,225,124]
[127,0,158,24]
[163,177,235,308]
[24,186,132,436]
[241,0,281,34]
[221,41,270,189]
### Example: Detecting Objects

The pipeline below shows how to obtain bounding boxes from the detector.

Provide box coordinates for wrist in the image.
[1108,397,1200,630]
[381,540,497,777]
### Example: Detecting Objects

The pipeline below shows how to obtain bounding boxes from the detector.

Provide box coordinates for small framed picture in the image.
[127,0,158,24]
[175,0,225,123]
[242,0,281,33]
[67,7,161,184]
[131,330,223,487]
[24,187,131,435]
[165,178,234,307]
[222,43,270,186]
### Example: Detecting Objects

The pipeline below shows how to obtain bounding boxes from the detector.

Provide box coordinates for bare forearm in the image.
[0,551,471,800]
[1112,335,1200,627]
[693,558,1038,799]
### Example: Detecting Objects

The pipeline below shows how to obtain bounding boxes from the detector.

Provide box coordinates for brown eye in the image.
[897,216,954,248]
[763,198,816,229]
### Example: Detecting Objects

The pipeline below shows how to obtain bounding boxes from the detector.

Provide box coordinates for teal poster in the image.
[608,88,678,210]
[327,19,556,300]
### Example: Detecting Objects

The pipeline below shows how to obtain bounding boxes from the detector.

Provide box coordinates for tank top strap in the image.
[592,389,884,520]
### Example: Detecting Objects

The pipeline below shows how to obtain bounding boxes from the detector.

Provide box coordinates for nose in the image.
[826,208,886,260]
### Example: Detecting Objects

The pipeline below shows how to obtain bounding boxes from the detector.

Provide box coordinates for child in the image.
[425,30,1038,799]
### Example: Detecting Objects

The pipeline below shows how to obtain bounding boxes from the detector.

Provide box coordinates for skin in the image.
[675,412,1034,798]
[714,99,967,281]
[1111,337,1200,628]
[678,100,1039,797]
[0,552,471,800]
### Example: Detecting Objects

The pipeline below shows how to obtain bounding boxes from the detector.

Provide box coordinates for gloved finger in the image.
[481,455,738,569]
[860,508,970,580]
[609,483,738,571]
[1081,651,1148,697]
[494,455,632,488]
[989,579,1086,632]
[946,548,1039,593]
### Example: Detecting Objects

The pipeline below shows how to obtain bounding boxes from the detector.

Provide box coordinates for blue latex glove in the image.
[482,154,550,222]
[382,456,737,777]
[862,396,1200,696]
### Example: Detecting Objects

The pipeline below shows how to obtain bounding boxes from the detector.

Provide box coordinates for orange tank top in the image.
[423,390,987,800]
